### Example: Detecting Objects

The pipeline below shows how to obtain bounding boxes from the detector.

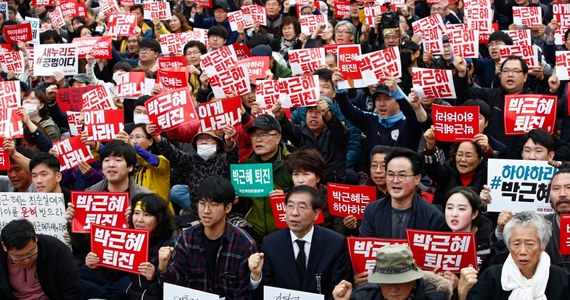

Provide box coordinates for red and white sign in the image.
[32,0,55,5]
[0,137,9,171]
[432,104,479,142]
[445,24,479,58]
[60,0,87,18]
[73,192,129,233]
[242,5,267,26]
[53,136,96,172]
[255,80,281,108]
[48,7,65,28]
[156,68,189,90]
[235,57,269,81]
[3,23,32,44]
[107,13,137,36]
[347,237,408,274]
[91,225,149,274]
[233,43,252,60]
[279,75,320,108]
[195,0,213,8]
[146,88,197,132]
[82,85,114,110]
[72,36,113,59]
[159,32,193,55]
[209,65,251,99]
[25,16,40,45]
[33,44,78,76]
[228,10,253,31]
[269,193,324,229]
[300,14,327,35]
[464,0,494,43]
[0,81,22,138]
[561,214,570,255]
[67,111,83,136]
[198,96,242,132]
[201,45,238,75]
[504,29,532,46]
[412,68,456,99]
[289,48,325,76]
[158,56,187,69]
[412,15,445,54]
[328,183,376,219]
[499,45,539,68]
[143,1,171,20]
[100,0,120,17]
[504,95,556,135]
[338,44,362,80]
[116,72,146,98]
[84,109,125,142]
[553,3,570,45]
[186,28,209,49]
[407,230,478,272]
[512,6,541,27]
[57,86,98,112]
[334,1,351,19]
[360,46,401,85]
[363,5,380,28]
[0,51,24,74]
[556,51,570,81]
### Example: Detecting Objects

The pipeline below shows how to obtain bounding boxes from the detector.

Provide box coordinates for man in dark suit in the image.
[249,185,352,299]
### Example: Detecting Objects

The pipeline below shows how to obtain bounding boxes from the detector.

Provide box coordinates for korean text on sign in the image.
[230,163,273,197]
[53,136,96,172]
[33,44,78,76]
[560,214,570,255]
[289,48,326,76]
[556,51,570,81]
[146,88,198,132]
[278,75,320,108]
[198,96,242,132]
[269,193,324,229]
[487,159,555,214]
[209,64,251,99]
[512,6,542,27]
[255,80,281,108]
[360,46,401,85]
[347,237,408,274]
[432,104,479,142]
[412,68,456,99]
[72,191,129,233]
[504,94,556,135]
[84,109,125,142]
[327,183,376,219]
[91,225,149,274]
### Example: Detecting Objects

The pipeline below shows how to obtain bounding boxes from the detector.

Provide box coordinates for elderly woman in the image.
[457,211,570,300]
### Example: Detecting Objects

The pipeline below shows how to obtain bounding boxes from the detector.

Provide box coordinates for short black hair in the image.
[462,99,491,122]
[100,140,137,168]
[1,219,36,250]
[370,145,392,161]
[138,38,161,54]
[40,30,63,44]
[285,185,321,211]
[196,176,235,206]
[112,61,133,73]
[500,55,528,74]
[384,147,423,175]
[128,193,175,242]
[313,68,333,85]
[72,16,87,26]
[522,129,555,151]
[207,25,229,40]
[29,152,60,174]
[488,31,514,45]
[183,41,207,56]
[286,148,326,181]
[129,4,144,15]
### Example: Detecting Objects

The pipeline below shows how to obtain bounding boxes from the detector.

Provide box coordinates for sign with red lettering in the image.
[48,7,65,28]
[289,48,325,76]
[33,44,78,76]
[116,72,146,98]
[143,1,171,20]
[279,75,320,108]
[255,80,281,108]
[73,37,101,58]
[412,68,456,99]
[53,136,96,172]
[107,13,137,36]
[445,24,479,58]
[0,51,24,74]
[195,0,213,8]
[407,230,478,272]
[158,56,187,69]
[0,81,22,138]
[73,36,113,59]
[72,191,129,233]
[504,95,556,135]
[82,85,114,110]
[235,57,269,81]
[32,0,56,5]
[464,0,494,43]
[197,96,242,132]
[67,111,83,136]
[347,237,408,274]
[0,137,9,171]
[146,88,198,132]
[84,109,125,142]
[553,3,570,45]
[432,104,479,142]
[561,214,570,255]
[499,45,539,68]
[100,0,120,17]
[159,32,193,55]
[242,5,267,26]
[504,29,532,46]
[209,65,251,99]
[91,225,149,274]
[201,45,238,75]
[300,14,327,35]
[334,1,351,19]
[323,42,352,54]
[156,68,189,90]
[328,183,376,219]
[57,86,99,112]
[269,193,324,229]
[512,6,541,27]
[556,51,570,81]
[360,46,401,85]
[412,15,445,54]
[3,23,32,44]
[187,28,209,49]
[60,0,87,18]
[228,10,253,31]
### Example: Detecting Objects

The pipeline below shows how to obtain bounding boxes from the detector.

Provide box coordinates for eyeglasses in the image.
[455,153,477,160]
[250,132,279,139]
[139,48,154,53]
[129,134,147,140]
[501,68,524,75]
[186,50,202,56]
[335,30,352,35]
[198,201,223,211]
[386,172,416,182]
[9,247,38,262]
[285,202,311,212]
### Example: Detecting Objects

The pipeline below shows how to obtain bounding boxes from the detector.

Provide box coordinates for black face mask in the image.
[400,52,413,68]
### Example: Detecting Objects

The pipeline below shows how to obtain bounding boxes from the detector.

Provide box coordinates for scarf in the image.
[501,252,550,300]
[378,112,405,128]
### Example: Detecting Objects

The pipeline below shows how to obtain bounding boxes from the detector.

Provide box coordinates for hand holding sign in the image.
[138,262,156,281]
[3,137,15,156]
[248,252,264,280]
[85,251,100,269]
[158,246,174,274]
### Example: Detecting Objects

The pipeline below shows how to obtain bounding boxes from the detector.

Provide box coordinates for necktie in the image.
[296,240,306,283]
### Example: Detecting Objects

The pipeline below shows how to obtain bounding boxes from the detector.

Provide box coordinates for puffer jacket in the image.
[350,271,453,300]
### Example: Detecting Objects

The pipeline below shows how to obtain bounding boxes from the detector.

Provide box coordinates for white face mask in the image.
[23,103,39,116]
[197,144,217,161]
[133,113,150,124]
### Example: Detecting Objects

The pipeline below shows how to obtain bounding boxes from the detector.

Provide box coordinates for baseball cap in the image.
[247,114,281,133]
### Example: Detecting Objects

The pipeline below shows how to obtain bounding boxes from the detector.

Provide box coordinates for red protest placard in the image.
[159,32,193,55]
[328,183,376,219]
[360,46,401,85]
[146,88,198,132]
[235,57,269,81]
[201,45,238,74]
[512,6,541,27]
[209,65,251,99]
[300,15,326,35]
[504,95,557,135]
[32,0,56,5]
[156,68,189,90]
[84,109,125,142]
[289,48,325,76]
[242,5,267,26]
[499,45,539,68]
[446,24,479,59]
[406,230,478,272]
[0,137,9,171]
[107,13,137,36]
[158,56,187,69]
[255,80,281,108]
[72,191,129,233]
[53,136,96,172]
[334,1,351,19]
[269,193,324,229]
[3,23,32,44]
[0,51,24,74]
[72,36,101,58]
[6,110,23,139]
[412,68,457,99]
[82,85,114,110]
[57,86,99,112]
[198,96,242,132]
[100,0,120,17]
[561,214,570,255]
[347,237,408,274]
[61,0,87,18]
[91,225,149,274]
[92,36,113,59]
[363,5,380,28]
[116,72,146,98]
[337,44,363,80]
[556,51,570,81]
[504,29,532,46]
[432,105,479,142]
[278,75,320,108]
[233,43,252,60]
[195,0,213,8]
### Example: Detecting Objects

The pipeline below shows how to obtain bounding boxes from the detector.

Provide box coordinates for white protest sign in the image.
[25,17,40,45]
[163,283,218,300]
[556,51,570,81]
[33,44,78,76]
[264,286,324,300]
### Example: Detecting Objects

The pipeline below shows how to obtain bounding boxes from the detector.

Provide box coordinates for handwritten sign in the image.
[432,104,479,142]
[91,225,149,274]
[264,286,324,300]
[53,136,96,172]
[230,163,273,197]
[504,95,556,135]
[72,191,129,233]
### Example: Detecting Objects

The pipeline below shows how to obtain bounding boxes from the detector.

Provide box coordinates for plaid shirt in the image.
[160,222,257,300]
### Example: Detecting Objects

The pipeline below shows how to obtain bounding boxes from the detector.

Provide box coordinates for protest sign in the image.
[445,24,479,58]
[327,183,376,219]
[337,44,363,87]
[195,0,213,8]
[334,1,351,19]
[187,28,209,49]
[553,3,570,45]
[198,96,242,132]
[233,43,252,60]
[53,136,96,172]
[504,29,532,46]
[412,68,456,99]
[0,51,25,74]
[72,191,129,233]
[363,5,380,28]
[0,137,9,170]
[72,36,113,59]
[60,0,87,18]
[0,193,66,242]
[512,6,541,27]
[464,1,494,44]
[156,67,189,90]
[242,4,267,26]
[360,46,401,85]
[84,109,125,142]
[289,48,325,76]
[279,75,320,107]
[25,17,40,45]
[561,214,570,255]
[107,13,137,36]
[0,81,22,138]
[235,56,269,81]
[116,72,146,98]
[82,85,114,110]
[264,286,324,300]
[412,14,445,54]
[556,51,570,81]
[228,10,253,31]
[32,0,56,5]
[269,193,324,229]
[66,111,83,136]
[91,225,149,274]
[407,230,478,272]
[323,42,352,54]
[143,1,171,20]
[487,159,555,214]
[347,237,408,274]
[33,44,78,76]
[146,88,198,132]
[432,105,479,142]
[100,0,121,17]
[209,64,251,99]
[499,45,539,68]
[48,7,65,28]
[201,45,238,75]
[163,283,219,300]
[159,32,193,55]
[504,95,556,135]
[300,14,326,35]
[255,80,281,108]
[3,23,32,44]
[230,163,273,197]
[158,55,187,69]
[57,86,98,112]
